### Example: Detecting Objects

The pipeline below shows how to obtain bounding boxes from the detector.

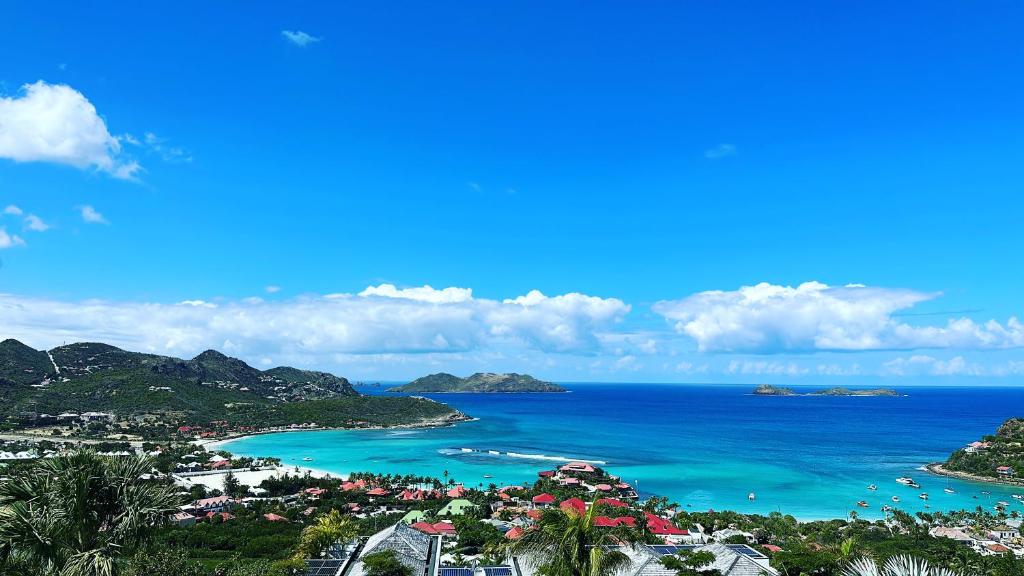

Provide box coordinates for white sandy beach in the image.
[174,465,344,492]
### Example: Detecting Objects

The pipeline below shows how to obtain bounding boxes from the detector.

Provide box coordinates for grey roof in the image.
[516,543,776,576]
[348,523,435,576]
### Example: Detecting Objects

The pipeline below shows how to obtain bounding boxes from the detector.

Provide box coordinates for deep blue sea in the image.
[221,384,1024,520]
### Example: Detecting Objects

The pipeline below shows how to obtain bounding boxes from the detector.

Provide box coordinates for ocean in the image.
[220,383,1024,520]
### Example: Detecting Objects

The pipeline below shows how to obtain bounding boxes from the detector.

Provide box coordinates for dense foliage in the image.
[392,372,566,393]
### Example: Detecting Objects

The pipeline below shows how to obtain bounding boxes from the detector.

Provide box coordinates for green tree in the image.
[122,547,205,576]
[0,450,179,576]
[294,510,356,559]
[507,500,641,576]
[660,550,720,576]
[223,471,248,498]
[362,550,414,576]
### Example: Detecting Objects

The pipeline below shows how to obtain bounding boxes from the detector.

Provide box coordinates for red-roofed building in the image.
[304,487,326,498]
[560,462,596,474]
[527,509,543,520]
[762,545,783,553]
[263,513,288,522]
[433,521,457,535]
[498,492,512,501]
[594,516,637,528]
[341,479,368,491]
[988,543,1011,554]
[596,498,627,508]
[594,484,612,491]
[532,493,556,506]
[210,460,230,470]
[559,477,581,486]
[447,484,467,498]
[411,522,438,534]
[366,487,389,496]
[560,498,586,515]
[506,526,525,540]
[538,470,556,478]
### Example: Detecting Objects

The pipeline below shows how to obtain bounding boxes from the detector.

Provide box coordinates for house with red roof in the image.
[432,521,457,536]
[762,544,783,553]
[527,509,543,520]
[411,521,438,534]
[560,498,586,515]
[210,460,231,470]
[447,484,467,498]
[532,493,556,507]
[559,477,581,486]
[593,516,637,528]
[263,513,288,522]
[366,487,389,496]
[594,483,613,492]
[304,487,326,499]
[596,498,627,508]
[560,462,596,474]
[505,526,525,540]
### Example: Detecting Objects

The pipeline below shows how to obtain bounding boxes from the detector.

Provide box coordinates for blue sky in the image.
[1,2,1023,383]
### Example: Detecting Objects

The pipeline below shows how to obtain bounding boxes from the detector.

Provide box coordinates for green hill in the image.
[0,339,467,428]
[0,338,56,387]
[943,418,1024,480]
[392,372,565,393]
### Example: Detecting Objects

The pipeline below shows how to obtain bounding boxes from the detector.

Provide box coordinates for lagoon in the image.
[220,383,1024,520]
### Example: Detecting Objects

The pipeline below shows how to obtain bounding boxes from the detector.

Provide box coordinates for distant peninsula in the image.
[391,372,566,393]
[753,384,900,397]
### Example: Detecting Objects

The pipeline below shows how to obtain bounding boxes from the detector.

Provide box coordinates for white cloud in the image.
[23,214,49,232]
[704,143,737,159]
[727,360,808,376]
[281,30,321,47]
[0,81,140,179]
[0,228,26,249]
[654,281,1024,353]
[78,205,108,224]
[0,285,630,365]
[3,205,23,216]
[265,285,282,294]
[359,283,474,304]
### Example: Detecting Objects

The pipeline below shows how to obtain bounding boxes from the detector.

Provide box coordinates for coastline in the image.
[926,462,1024,487]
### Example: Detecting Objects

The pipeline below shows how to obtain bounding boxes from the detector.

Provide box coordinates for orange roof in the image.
[505,526,525,539]
[560,498,587,515]
[263,513,288,522]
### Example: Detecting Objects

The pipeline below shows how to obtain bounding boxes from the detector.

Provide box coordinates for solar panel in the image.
[306,559,345,576]
[726,544,767,559]
[649,545,681,555]
[440,568,473,576]
[483,566,513,576]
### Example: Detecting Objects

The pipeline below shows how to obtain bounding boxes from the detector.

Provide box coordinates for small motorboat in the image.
[896,477,915,485]
[982,490,992,495]
[867,484,877,491]
[483,474,492,478]
[892,496,900,503]
[944,488,955,494]
[748,492,756,501]
[857,501,869,508]
[908,482,921,489]
[998,501,1010,507]
[1013,494,1024,500]
[881,505,893,512]
[919,493,929,500]
[302,457,313,462]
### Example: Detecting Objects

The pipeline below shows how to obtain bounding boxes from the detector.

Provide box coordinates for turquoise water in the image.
[221,384,1024,520]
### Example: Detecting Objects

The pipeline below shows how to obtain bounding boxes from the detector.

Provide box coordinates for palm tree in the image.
[506,500,641,576]
[0,449,179,576]
[842,555,963,576]
[294,510,356,559]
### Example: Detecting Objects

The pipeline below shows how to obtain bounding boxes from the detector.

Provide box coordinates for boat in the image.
[483,474,493,478]
[908,482,921,489]
[891,496,900,503]
[867,484,877,491]
[748,492,756,501]
[1013,494,1024,500]
[881,505,893,512]
[857,501,869,508]
[919,493,929,500]
[944,488,955,494]
[302,457,313,462]
[998,501,1010,507]
[982,490,992,495]
[896,477,915,485]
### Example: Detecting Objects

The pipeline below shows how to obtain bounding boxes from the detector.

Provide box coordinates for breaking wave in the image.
[438,447,606,465]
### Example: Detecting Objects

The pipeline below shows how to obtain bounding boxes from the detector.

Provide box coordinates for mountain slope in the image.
[0,339,463,429]
[0,339,56,387]
[392,372,565,393]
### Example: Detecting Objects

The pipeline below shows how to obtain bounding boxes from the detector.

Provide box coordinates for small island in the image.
[753,384,900,397]
[390,372,566,393]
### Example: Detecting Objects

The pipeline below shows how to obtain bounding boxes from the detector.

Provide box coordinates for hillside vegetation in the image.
[0,339,467,428]
[944,418,1024,480]
[391,372,565,393]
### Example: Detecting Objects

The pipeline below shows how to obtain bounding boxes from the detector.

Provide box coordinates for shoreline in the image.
[926,462,1024,487]
[203,414,478,451]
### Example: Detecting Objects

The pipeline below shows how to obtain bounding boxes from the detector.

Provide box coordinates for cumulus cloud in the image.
[359,283,474,304]
[0,285,631,364]
[0,228,26,249]
[265,285,282,294]
[0,81,140,179]
[23,214,49,232]
[281,30,321,47]
[3,205,23,216]
[654,281,1024,353]
[78,205,108,224]
[704,143,737,159]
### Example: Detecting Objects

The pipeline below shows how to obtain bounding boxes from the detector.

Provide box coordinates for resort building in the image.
[346,522,441,576]
[438,498,477,517]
